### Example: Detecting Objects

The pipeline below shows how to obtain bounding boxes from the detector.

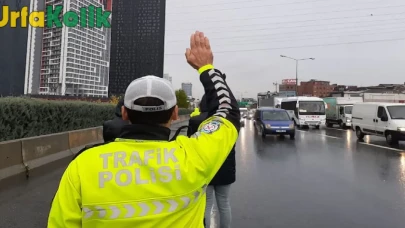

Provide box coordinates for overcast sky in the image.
[163,0,405,99]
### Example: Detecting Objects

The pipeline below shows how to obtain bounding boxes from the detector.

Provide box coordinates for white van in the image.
[352,103,405,145]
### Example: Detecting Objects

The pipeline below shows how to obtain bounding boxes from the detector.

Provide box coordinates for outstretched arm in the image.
[185,31,240,131]
[182,31,240,182]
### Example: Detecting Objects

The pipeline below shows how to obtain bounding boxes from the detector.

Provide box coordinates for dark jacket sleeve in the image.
[102,120,114,142]
[187,113,209,137]
[186,123,196,137]
[199,69,240,132]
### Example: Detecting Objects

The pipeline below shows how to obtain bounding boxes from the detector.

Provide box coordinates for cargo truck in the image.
[257,96,284,108]
[323,97,363,129]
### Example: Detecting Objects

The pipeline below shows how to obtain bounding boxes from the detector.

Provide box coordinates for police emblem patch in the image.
[200,121,221,134]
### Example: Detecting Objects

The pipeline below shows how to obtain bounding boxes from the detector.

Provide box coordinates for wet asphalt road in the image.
[1,120,405,228]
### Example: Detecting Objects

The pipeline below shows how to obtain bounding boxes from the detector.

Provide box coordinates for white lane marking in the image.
[318,134,341,139]
[296,130,341,139]
[326,127,348,131]
[297,129,405,152]
[359,142,405,152]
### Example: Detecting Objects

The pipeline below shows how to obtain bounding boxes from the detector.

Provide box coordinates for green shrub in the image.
[0,98,115,142]
[178,108,192,115]
[0,97,192,142]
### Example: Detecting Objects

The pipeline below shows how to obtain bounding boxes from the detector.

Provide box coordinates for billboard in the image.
[282,79,297,85]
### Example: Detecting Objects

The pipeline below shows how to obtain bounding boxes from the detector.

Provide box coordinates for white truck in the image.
[323,97,363,129]
[257,96,284,108]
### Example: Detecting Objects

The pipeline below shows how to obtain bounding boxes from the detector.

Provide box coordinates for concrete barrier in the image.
[0,115,190,182]
[21,132,71,174]
[69,127,101,155]
[0,140,25,180]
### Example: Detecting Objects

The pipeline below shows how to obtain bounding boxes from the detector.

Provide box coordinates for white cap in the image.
[124,76,177,112]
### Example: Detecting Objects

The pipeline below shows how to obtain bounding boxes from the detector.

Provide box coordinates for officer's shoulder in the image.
[191,112,208,121]
[189,115,203,123]
[72,141,113,161]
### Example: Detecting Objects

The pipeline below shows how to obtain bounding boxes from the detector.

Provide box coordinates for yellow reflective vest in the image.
[190,108,201,117]
[48,117,238,228]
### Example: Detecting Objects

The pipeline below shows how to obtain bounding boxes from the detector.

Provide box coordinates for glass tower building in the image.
[108,0,166,95]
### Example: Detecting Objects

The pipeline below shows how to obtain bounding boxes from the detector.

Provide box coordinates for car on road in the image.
[240,115,245,127]
[253,107,295,139]
[240,107,248,127]
[352,102,405,145]
[247,110,254,120]
[240,107,248,118]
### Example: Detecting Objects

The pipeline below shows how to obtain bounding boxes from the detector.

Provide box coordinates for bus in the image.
[280,96,326,129]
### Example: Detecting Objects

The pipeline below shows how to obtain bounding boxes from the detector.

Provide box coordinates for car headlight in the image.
[289,124,294,129]
[398,127,405,131]
[265,124,271,128]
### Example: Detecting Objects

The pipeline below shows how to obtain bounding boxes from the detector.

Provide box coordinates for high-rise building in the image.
[25,0,113,97]
[163,73,172,84]
[0,0,31,96]
[108,0,166,95]
[181,82,192,97]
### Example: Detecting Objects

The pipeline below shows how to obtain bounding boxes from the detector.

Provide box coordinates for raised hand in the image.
[185,31,214,70]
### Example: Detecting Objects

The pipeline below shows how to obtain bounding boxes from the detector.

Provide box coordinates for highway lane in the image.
[1,121,405,228]
[210,120,405,228]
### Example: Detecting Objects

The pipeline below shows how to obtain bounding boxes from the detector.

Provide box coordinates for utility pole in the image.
[273,82,278,93]
[280,55,315,95]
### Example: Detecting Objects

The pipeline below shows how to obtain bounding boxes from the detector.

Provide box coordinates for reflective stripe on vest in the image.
[82,184,207,220]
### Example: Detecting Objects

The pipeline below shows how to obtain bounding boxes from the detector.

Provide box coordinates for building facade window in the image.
[108,0,166,95]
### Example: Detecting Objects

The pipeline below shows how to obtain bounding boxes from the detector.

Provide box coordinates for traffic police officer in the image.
[190,107,201,117]
[48,31,240,228]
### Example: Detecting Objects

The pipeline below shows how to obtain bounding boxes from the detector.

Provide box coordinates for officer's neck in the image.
[161,123,171,128]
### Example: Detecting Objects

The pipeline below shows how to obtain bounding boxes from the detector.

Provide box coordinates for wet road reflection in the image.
[208,120,405,228]
[1,121,405,228]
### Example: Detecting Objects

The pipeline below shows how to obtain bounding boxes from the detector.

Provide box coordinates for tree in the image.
[175,89,189,108]
[109,95,121,105]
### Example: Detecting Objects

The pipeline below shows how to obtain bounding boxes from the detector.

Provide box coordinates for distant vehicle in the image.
[280,96,326,129]
[240,107,248,127]
[352,103,405,145]
[247,110,254,119]
[257,96,285,108]
[253,107,295,139]
[240,107,248,118]
[323,97,363,129]
[274,97,284,108]
[240,115,245,127]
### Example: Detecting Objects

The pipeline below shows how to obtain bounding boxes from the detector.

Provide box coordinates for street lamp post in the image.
[280,55,315,95]
[235,90,247,101]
